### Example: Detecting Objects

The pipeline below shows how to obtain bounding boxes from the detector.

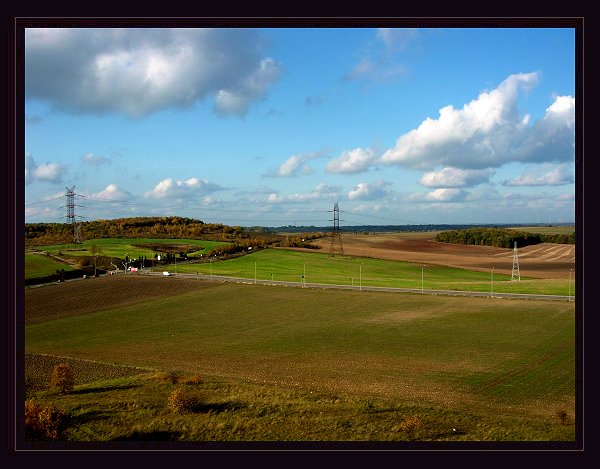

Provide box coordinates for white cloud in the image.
[145,177,225,199]
[25,28,282,117]
[419,167,494,188]
[348,180,392,200]
[380,72,574,171]
[270,152,322,177]
[514,95,575,163]
[326,147,377,174]
[214,58,281,116]
[503,163,574,186]
[425,188,468,202]
[266,183,341,204]
[92,183,132,201]
[25,153,67,185]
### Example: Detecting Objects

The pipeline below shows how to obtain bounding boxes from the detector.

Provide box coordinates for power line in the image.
[24,195,65,207]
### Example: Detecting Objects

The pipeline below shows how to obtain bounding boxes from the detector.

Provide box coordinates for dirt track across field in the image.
[309,232,575,279]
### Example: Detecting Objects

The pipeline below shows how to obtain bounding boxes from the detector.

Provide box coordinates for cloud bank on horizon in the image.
[24,26,576,226]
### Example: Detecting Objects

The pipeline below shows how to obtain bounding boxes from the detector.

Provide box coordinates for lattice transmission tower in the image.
[511,241,520,281]
[329,202,344,257]
[65,186,82,244]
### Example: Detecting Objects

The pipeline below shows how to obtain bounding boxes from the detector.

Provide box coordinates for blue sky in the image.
[23,25,576,227]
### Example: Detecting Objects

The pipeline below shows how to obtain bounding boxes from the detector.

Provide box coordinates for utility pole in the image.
[360,263,362,291]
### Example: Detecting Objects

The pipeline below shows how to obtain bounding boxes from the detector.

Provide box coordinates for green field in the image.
[167,248,572,296]
[24,280,576,442]
[25,253,75,279]
[38,238,228,258]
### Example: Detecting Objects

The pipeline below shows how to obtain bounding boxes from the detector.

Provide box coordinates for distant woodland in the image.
[434,227,575,248]
[24,216,323,252]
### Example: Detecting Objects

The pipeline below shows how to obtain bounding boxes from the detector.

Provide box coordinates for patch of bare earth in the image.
[308,233,575,279]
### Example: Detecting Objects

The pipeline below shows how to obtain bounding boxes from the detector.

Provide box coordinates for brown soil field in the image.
[25,275,211,326]
[309,232,575,279]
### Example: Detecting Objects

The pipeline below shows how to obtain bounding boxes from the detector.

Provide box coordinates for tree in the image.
[50,363,75,394]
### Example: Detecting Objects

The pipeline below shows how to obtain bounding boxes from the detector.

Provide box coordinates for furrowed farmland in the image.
[22,226,578,445]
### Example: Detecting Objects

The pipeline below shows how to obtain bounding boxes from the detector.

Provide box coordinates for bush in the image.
[167,388,195,414]
[556,409,569,425]
[166,370,182,384]
[25,400,68,440]
[399,414,422,439]
[50,363,75,394]
[183,373,203,386]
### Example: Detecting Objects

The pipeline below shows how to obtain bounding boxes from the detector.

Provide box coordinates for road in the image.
[140,271,574,302]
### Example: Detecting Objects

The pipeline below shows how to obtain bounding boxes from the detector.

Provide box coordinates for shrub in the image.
[166,370,182,384]
[50,363,75,394]
[25,400,68,440]
[399,414,422,439]
[556,409,569,425]
[167,388,194,414]
[184,373,203,385]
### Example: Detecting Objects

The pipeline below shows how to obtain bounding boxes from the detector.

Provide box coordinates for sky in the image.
[22,23,577,228]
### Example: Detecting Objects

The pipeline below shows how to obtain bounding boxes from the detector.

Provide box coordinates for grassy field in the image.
[166,248,572,296]
[38,238,228,258]
[24,279,576,443]
[25,253,75,279]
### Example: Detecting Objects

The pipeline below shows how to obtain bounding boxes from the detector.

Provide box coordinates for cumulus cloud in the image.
[91,183,132,200]
[503,163,574,186]
[25,153,67,185]
[25,28,282,117]
[419,167,495,188]
[269,152,322,177]
[348,180,392,200]
[380,73,575,174]
[514,95,575,164]
[425,188,468,202]
[145,177,225,199]
[266,183,341,203]
[326,147,378,174]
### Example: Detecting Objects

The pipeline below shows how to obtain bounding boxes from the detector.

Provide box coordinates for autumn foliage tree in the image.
[50,363,75,394]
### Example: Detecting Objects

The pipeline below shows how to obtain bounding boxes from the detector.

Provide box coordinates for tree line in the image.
[25,216,271,247]
[434,227,575,248]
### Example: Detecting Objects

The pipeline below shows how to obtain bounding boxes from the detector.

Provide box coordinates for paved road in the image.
[141,271,574,302]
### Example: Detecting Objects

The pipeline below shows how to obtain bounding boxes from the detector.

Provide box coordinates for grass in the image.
[25,253,75,279]
[165,248,573,296]
[37,238,228,258]
[25,281,576,443]
[24,370,575,443]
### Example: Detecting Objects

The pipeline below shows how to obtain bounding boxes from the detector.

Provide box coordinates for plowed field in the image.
[25,275,212,326]
[309,232,575,279]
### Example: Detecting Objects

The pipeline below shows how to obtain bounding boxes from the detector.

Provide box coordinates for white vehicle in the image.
[162,271,171,276]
